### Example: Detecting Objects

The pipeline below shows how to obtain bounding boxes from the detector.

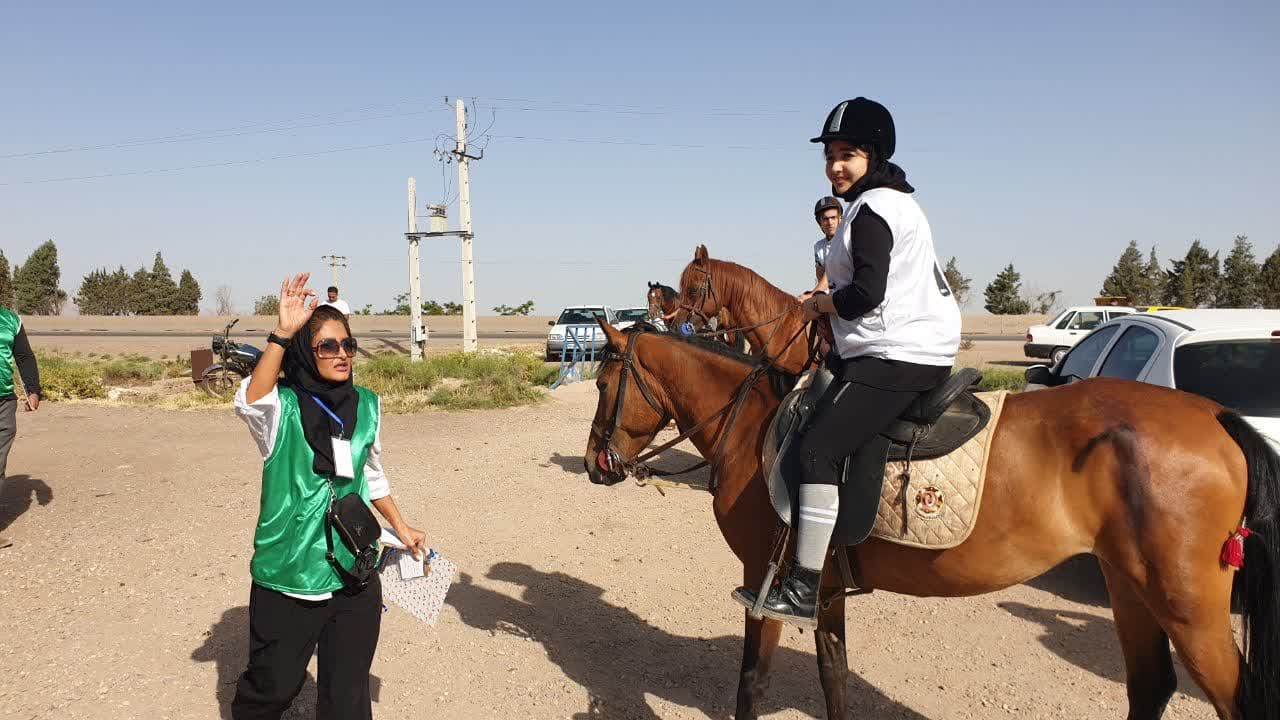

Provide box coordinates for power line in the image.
[1,99,448,160]
[487,134,789,151]
[0,136,437,186]
[476,96,806,117]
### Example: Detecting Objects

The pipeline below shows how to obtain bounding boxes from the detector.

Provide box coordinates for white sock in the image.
[796,484,839,571]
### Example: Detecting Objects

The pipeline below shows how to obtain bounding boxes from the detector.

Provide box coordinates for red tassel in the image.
[1221,527,1252,569]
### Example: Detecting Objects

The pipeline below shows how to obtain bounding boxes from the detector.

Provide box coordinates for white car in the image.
[545,305,616,361]
[1024,306,1137,365]
[1024,309,1280,452]
[614,307,652,331]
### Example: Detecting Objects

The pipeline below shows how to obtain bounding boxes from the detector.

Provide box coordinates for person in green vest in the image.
[0,305,41,551]
[231,272,425,720]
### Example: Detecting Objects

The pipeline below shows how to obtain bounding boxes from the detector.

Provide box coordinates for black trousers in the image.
[232,577,382,720]
[794,356,951,486]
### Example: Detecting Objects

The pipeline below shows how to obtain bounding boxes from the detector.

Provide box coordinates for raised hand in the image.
[275,273,317,337]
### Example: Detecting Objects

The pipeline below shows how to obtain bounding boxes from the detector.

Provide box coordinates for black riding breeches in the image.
[792,357,951,486]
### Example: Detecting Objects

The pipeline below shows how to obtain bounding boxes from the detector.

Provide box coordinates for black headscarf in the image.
[282,305,359,477]
[835,150,915,203]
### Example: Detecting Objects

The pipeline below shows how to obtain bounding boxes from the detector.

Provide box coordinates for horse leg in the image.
[736,614,783,720]
[1098,561,1178,720]
[814,592,849,720]
[1160,610,1242,719]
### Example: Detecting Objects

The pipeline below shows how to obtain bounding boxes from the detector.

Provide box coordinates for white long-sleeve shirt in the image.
[234,378,391,599]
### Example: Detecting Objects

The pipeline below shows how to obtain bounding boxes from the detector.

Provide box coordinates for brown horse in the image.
[646,279,746,352]
[581,263,1280,719]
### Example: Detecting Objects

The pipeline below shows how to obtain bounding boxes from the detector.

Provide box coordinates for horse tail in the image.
[1216,409,1280,718]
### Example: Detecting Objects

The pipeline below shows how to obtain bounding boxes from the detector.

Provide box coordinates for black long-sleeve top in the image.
[11,327,41,398]
[830,206,894,321]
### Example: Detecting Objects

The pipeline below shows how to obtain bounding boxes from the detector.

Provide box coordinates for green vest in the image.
[250,385,380,595]
[0,309,21,397]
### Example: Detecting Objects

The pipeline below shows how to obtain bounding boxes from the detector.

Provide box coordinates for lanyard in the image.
[308,394,346,439]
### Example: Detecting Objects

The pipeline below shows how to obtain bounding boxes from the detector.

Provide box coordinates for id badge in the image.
[331,436,355,479]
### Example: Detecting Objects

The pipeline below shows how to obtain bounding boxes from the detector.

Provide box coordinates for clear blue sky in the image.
[2,1,1276,316]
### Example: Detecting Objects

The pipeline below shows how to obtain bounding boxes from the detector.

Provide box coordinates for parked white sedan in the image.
[1025,309,1280,452]
[1024,305,1136,366]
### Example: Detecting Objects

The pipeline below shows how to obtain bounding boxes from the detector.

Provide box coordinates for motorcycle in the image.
[201,318,263,398]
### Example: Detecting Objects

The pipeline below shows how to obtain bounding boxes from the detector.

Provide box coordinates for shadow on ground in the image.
[449,561,930,719]
[0,475,52,531]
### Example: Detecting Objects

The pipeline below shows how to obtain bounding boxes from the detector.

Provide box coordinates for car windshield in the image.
[1174,340,1280,418]
[616,309,648,322]
[557,308,604,324]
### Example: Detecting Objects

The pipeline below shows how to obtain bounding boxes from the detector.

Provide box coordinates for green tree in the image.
[1163,240,1221,308]
[0,251,13,309]
[1099,240,1146,302]
[254,295,280,315]
[149,252,180,314]
[175,269,202,315]
[942,257,972,307]
[493,300,535,316]
[1217,235,1261,308]
[1260,246,1280,309]
[1142,247,1166,306]
[14,240,66,315]
[128,266,157,315]
[75,269,115,315]
[983,263,1031,315]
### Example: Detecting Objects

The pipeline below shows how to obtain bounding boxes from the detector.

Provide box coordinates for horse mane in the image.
[623,323,760,367]
[679,257,798,317]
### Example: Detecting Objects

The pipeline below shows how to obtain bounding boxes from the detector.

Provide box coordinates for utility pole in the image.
[406,179,425,362]
[321,254,348,290]
[454,98,478,353]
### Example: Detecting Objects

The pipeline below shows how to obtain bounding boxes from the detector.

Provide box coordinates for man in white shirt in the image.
[321,286,351,316]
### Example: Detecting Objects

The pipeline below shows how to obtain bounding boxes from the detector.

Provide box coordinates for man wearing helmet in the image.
[800,196,843,301]
[734,97,961,628]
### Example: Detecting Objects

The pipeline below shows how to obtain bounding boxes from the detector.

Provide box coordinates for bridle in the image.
[677,262,808,361]
[594,322,820,495]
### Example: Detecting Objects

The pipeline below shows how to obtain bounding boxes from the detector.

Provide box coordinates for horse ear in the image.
[648,281,658,289]
[596,316,626,349]
[694,244,709,263]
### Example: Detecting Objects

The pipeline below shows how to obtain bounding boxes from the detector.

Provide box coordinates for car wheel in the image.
[1051,347,1068,366]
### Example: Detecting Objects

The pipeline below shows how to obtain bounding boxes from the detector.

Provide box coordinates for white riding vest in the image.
[824,188,961,366]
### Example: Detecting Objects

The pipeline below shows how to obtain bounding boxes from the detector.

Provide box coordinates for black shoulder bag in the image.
[324,479,381,591]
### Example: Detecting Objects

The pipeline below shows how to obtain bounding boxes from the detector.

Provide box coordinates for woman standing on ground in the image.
[232,272,426,719]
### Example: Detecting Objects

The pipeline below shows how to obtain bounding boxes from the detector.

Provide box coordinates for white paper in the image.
[331,437,354,478]
[398,550,425,580]
[378,526,407,549]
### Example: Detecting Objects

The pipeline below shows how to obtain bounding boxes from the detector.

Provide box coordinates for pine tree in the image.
[176,269,202,315]
[1261,246,1280,309]
[1142,247,1166,306]
[149,252,180,314]
[942,257,972,307]
[108,267,132,315]
[0,251,13,309]
[1163,240,1221,308]
[13,240,65,315]
[983,263,1032,315]
[75,269,113,315]
[1100,240,1146,302]
[1217,235,1261,308]
[128,266,156,315]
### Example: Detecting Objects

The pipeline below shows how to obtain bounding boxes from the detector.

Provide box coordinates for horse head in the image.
[583,319,671,486]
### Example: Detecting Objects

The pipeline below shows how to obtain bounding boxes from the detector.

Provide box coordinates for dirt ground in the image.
[0,382,1221,719]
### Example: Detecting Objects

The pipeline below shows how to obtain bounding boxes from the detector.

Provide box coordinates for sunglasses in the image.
[312,337,358,359]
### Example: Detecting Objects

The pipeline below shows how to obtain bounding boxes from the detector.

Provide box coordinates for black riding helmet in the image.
[810,97,896,160]
[813,196,842,219]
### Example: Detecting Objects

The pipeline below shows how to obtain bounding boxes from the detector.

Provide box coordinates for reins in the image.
[596,316,821,496]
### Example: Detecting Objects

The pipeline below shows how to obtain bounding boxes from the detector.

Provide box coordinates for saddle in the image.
[763,367,991,547]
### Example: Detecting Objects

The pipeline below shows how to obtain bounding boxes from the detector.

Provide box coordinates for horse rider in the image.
[734,97,961,627]
[799,196,843,301]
